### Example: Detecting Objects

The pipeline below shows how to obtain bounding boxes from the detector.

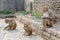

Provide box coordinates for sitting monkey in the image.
[4,18,17,30]
[24,23,33,36]
[42,5,53,28]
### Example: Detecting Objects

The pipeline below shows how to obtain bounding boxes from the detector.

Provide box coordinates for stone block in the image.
[51,36,60,40]
[43,31,50,38]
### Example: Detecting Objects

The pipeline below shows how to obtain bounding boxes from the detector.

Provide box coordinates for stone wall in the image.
[25,0,60,17]
[33,0,60,17]
[25,0,30,11]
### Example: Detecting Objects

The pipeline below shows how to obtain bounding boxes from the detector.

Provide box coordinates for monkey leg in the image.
[42,19,47,28]
[24,31,27,35]
[48,18,53,27]
[27,30,32,36]
[10,23,17,30]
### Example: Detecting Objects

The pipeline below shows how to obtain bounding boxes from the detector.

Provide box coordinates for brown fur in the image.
[24,23,32,36]
[4,18,17,30]
[43,18,53,28]
[42,6,48,12]
[10,23,17,30]
[48,18,54,27]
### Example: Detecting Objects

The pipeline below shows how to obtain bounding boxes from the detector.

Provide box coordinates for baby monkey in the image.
[24,23,33,36]
[4,18,17,30]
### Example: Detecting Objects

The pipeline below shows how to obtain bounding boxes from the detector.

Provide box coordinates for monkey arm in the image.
[4,26,8,30]
[4,24,12,30]
[4,26,10,30]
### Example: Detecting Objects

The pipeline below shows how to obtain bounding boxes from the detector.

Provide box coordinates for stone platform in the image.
[16,15,60,40]
[0,19,44,40]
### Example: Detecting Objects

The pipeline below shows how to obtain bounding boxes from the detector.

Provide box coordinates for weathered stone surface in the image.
[25,0,60,17]
[18,16,60,40]
[51,36,60,40]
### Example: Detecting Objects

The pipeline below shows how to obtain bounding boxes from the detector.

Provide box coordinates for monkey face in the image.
[42,6,48,12]
[5,19,9,23]
[24,24,28,27]
[5,18,12,23]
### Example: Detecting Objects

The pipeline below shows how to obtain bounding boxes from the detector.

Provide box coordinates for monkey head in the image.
[5,18,12,23]
[42,5,48,12]
[24,23,29,27]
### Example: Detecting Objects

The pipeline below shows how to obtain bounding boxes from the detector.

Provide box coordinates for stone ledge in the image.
[16,16,60,40]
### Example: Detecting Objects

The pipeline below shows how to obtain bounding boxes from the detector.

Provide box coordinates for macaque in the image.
[4,18,17,30]
[42,5,53,28]
[23,23,33,36]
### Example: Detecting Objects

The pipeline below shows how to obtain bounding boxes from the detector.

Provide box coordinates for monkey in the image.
[23,23,33,36]
[4,18,17,30]
[42,5,54,28]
